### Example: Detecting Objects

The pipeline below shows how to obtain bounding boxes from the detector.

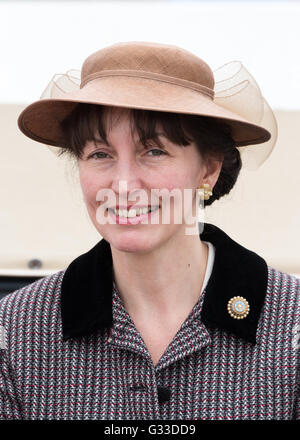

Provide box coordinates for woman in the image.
[1,41,299,420]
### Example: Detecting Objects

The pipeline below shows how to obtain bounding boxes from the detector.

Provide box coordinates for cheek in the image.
[157,171,195,192]
[154,171,185,190]
[163,170,199,210]
[154,173,195,213]
[79,169,103,204]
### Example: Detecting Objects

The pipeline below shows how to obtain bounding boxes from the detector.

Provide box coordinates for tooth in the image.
[128,209,136,218]
[114,207,156,217]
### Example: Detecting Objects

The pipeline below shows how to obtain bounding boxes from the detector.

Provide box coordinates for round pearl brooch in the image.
[227,296,250,319]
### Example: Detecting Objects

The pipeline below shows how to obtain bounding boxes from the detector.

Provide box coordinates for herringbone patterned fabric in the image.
[0,266,299,420]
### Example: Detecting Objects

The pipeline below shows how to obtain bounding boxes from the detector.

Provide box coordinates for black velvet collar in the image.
[61,223,268,344]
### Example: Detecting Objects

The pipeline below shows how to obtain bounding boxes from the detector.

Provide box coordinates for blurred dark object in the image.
[0,276,42,300]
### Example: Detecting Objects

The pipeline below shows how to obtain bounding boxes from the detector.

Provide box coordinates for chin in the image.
[103,228,160,255]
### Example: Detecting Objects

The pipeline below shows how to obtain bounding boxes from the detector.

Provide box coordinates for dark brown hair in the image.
[58,103,242,206]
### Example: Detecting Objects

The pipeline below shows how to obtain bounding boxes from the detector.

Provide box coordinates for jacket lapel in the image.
[61,223,268,344]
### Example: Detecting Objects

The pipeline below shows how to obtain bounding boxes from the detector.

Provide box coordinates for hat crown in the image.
[17,40,276,167]
[81,41,215,91]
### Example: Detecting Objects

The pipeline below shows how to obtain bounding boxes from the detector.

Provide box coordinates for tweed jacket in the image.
[0,223,299,420]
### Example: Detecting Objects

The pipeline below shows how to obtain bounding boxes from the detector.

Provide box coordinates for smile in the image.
[107,206,160,224]
[108,206,159,218]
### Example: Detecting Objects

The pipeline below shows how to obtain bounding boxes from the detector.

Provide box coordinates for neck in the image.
[110,231,209,322]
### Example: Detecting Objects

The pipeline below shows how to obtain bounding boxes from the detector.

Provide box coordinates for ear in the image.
[198,154,223,189]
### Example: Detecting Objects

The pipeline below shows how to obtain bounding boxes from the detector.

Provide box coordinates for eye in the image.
[146,148,167,157]
[88,151,109,159]
[87,148,167,160]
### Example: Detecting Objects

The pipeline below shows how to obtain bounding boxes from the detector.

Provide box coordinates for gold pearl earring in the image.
[198,183,213,200]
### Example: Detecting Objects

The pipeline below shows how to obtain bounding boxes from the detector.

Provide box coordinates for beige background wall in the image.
[1,104,299,277]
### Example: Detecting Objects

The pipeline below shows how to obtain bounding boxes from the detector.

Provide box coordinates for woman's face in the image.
[77,107,221,254]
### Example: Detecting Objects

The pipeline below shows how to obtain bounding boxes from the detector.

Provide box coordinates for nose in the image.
[111,157,145,195]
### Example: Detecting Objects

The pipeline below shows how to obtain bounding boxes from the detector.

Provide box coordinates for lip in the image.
[108,205,159,210]
[108,205,160,225]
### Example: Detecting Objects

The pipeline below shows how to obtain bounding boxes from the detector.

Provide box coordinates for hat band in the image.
[80,69,215,99]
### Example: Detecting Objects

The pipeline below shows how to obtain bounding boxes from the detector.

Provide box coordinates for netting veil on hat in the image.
[18,42,278,171]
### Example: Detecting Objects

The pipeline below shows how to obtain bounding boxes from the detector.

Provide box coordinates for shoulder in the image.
[0,270,65,316]
[259,265,300,350]
[0,270,66,351]
[265,265,300,307]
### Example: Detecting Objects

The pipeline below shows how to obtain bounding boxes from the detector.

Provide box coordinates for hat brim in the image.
[17,76,271,148]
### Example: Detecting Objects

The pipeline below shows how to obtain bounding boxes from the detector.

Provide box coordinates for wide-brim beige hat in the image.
[17,41,278,170]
